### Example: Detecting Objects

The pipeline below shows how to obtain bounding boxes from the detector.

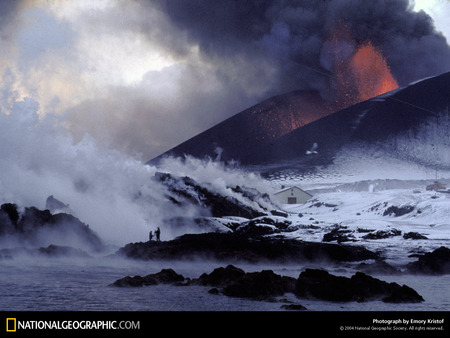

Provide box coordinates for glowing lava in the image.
[253,91,337,141]
[255,34,399,142]
[350,42,399,101]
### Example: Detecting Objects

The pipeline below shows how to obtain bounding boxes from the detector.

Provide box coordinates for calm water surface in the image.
[0,257,448,311]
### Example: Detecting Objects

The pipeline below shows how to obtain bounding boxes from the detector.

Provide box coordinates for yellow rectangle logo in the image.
[6,318,16,332]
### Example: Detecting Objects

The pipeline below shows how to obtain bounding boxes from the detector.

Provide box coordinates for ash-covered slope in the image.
[149,72,450,169]
[262,71,450,168]
[149,89,342,165]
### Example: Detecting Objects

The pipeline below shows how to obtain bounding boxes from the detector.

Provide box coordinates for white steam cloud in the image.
[0,97,274,246]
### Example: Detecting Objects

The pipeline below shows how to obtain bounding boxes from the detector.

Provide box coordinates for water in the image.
[0,257,448,311]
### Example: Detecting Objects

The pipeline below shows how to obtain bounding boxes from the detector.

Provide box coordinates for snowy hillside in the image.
[191,177,450,268]
[281,187,450,264]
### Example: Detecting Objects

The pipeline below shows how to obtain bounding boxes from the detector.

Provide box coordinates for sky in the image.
[0,0,449,161]
[413,0,450,40]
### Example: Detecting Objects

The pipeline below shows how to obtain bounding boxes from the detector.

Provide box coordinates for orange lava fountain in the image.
[333,39,399,107]
[349,42,399,102]
[254,33,399,142]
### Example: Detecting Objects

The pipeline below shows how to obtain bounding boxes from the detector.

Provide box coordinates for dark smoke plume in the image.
[156,0,450,99]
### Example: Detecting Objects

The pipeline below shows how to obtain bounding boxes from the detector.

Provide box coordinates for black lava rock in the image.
[117,232,378,263]
[222,270,296,299]
[38,244,90,258]
[294,269,423,303]
[280,304,307,310]
[111,269,185,287]
[0,203,103,253]
[383,205,414,217]
[356,260,402,275]
[322,225,355,243]
[155,172,270,219]
[362,229,402,240]
[403,232,428,240]
[406,246,450,275]
[195,265,246,287]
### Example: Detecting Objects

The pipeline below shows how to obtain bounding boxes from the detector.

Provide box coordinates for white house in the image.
[273,186,313,205]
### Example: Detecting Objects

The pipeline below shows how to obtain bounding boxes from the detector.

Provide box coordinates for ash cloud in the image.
[158,0,450,95]
[0,97,274,246]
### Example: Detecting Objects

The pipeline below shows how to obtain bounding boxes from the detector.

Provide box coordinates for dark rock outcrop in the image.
[294,269,423,303]
[195,265,246,287]
[38,244,90,258]
[235,221,280,236]
[110,264,424,307]
[280,304,307,310]
[111,264,299,301]
[381,285,426,303]
[111,269,185,287]
[406,246,450,275]
[193,265,296,300]
[403,232,428,240]
[0,203,19,235]
[322,225,355,243]
[222,270,296,299]
[0,203,103,253]
[155,172,271,219]
[362,228,402,240]
[0,244,90,259]
[117,232,378,263]
[45,195,70,213]
[270,210,288,218]
[235,216,292,236]
[356,260,402,275]
[383,205,414,217]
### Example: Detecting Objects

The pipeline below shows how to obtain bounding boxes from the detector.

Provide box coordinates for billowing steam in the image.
[0,98,274,246]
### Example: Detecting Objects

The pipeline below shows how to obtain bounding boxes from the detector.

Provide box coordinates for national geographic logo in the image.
[4,317,140,332]
[6,318,16,332]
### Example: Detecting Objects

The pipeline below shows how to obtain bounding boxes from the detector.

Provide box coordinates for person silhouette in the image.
[149,230,153,241]
[155,227,161,241]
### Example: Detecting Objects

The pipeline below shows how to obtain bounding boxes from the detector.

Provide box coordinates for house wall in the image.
[274,187,312,204]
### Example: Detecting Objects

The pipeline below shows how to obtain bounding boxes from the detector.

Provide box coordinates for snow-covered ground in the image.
[280,187,450,265]
[202,173,450,268]
[256,139,450,267]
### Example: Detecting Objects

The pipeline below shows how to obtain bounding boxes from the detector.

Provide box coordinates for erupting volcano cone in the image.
[149,89,342,165]
[150,31,404,167]
[149,72,450,169]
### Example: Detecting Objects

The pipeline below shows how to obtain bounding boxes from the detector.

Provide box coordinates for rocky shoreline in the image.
[116,232,378,263]
[110,264,425,310]
[110,232,449,310]
[0,192,448,311]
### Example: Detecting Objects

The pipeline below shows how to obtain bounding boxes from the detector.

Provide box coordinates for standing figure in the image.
[155,227,161,241]
[149,230,153,241]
